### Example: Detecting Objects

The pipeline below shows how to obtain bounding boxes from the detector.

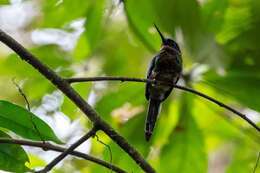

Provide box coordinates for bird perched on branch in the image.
[145,24,182,141]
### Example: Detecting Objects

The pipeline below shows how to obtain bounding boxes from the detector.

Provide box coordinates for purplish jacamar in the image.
[145,24,182,141]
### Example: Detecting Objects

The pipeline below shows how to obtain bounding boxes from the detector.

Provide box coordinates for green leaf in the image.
[74,0,105,60]
[101,29,148,76]
[201,0,228,34]
[73,33,90,61]
[226,133,260,173]
[0,0,9,5]
[61,83,92,119]
[84,0,105,54]
[41,0,89,28]
[0,45,73,99]
[120,112,151,155]
[216,5,252,44]
[123,0,160,52]
[123,0,228,68]
[203,69,260,113]
[0,100,63,144]
[0,45,72,77]
[95,83,145,123]
[0,130,31,172]
[123,0,202,53]
[31,45,72,69]
[159,93,207,172]
[22,76,56,99]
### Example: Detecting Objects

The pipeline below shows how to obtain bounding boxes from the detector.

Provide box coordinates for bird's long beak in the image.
[154,24,166,44]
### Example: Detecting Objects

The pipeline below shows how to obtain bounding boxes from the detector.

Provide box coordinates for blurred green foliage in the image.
[1,0,260,172]
[0,0,9,5]
[0,130,31,172]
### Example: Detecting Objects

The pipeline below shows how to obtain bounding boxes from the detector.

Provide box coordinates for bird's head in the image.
[154,24,181,53]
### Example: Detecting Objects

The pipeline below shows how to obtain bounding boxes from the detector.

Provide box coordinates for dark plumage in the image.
[145,24,182,141]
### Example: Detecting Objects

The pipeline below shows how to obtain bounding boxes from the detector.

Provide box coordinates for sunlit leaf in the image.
[0,45,72,77]
[0,0,9,5]
[26,154,46,169]
[216,6,252,44]
[42,0,89,28]
[145,97,181,150]
[203,69,260,113]
[84,0,105,54]
[74,33,90,61]
[226,134,260,173]
[0,130,31,172]
[0,100,63,144]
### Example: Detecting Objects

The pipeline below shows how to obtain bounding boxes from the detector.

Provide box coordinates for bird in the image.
[145,24,182,141]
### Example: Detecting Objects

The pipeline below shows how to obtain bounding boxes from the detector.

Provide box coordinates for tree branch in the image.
[67,77,147,83]
[0,29,156,173]
[66,76,260,133]
[38,127,98,173]
[0,138,126,173]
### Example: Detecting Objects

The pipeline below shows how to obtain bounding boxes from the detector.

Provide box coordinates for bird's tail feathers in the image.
[145,99,161,141]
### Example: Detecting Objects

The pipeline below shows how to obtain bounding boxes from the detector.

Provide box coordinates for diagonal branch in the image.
[0,29,156,173]
[0,138,126,173]
[66,77,260,133]
[37,127,98,173]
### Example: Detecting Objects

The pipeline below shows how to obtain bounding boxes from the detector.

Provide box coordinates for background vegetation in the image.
[1,0,260,172]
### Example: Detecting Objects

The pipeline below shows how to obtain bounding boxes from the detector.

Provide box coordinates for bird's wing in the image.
[159,53,182,101]
[145,55,157,100]
[161,75,180,101]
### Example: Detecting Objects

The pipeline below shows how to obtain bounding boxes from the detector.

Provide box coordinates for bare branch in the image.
[37,127,98,173]
[66,76,260,134]
[0,138,126,173]
[0,29,156,173]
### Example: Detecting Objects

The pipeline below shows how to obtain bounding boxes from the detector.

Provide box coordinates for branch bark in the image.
[0,138,126,173]
[0,29,156,173]
[66,77,260,133]
[38,127,98,173]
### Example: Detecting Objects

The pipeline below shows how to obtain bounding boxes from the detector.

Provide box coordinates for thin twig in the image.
[12,78,45,143]
[12,78,31,111]
[0,138,126,173]
[253,152,260,173]
[0,29,156,173]
[66,76,260,133]
[37,127,98,173]
[95,135,113,173]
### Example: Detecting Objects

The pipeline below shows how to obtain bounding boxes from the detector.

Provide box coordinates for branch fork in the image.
[1,28,260,173]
